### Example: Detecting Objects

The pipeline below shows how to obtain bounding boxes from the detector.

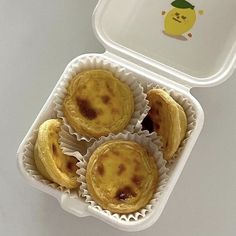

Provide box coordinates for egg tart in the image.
[63,69,134,138]
[34,119,79,189]
[86,140,158,214]
[144,89,187,160]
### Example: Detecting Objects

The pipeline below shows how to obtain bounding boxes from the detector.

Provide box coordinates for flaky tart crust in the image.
[63,70,134,138]
[147,89,187,160]
[86,140,158,214]
[34,119,79,189]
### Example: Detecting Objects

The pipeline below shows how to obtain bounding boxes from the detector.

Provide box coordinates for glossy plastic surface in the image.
[17,53,204,231]
[93,0,236,87]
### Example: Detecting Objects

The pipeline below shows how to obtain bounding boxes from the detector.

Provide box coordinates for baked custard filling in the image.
[142,89,187,160]
[34,119,79,189]
[86,140,158,214]
[63,70,134,138]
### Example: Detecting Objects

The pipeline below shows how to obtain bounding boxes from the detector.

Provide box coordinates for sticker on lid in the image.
[162,0,204,41]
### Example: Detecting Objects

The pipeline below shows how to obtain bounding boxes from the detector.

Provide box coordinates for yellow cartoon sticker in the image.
[162,0,203,40]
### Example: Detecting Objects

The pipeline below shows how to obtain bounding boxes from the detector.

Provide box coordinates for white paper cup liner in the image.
[21,129,75,193]
[58,125,93,157]
[77,132,168,222]
[139,83,197,164]
[54,55,149,142]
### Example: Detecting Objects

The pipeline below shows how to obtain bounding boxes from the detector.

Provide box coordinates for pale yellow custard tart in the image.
[86,140,158,214]
[145,89,187,161]
[34,119,79,189]
[63,69,134,138]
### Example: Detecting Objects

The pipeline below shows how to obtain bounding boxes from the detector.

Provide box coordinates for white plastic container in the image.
[17,0,236,232]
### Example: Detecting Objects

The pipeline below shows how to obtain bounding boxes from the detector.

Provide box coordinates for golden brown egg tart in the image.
[34,119,79,189]
[86,140,158,214]
[144,89,187,160]
[63,69,134,138]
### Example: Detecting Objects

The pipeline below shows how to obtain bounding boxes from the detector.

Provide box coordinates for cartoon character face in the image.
[164,8,196,36]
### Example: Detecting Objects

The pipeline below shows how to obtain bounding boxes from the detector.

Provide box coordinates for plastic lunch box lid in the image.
[93,0,236,88]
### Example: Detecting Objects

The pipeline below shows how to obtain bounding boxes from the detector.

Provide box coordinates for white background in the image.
[0,1,235,235]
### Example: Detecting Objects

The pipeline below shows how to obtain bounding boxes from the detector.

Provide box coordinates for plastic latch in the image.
[60,193,89,217]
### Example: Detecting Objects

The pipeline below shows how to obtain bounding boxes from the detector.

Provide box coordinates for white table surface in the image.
[1,1,235,235]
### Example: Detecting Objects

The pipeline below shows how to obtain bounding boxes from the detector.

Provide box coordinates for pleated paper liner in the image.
[54,55,149,142]
[58,125,92,157]
[139,83,197,165]
[77,132,168,222]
